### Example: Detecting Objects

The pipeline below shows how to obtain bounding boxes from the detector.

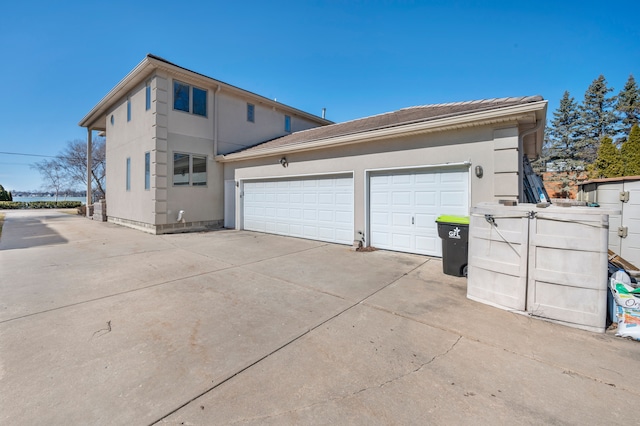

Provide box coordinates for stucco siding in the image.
[225,124,521,239]
[165,133,223,225]
[216,92,324,155]
[105,77,156,225]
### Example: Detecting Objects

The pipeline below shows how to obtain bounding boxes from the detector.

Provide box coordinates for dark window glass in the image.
[173,153,190,185]
[127,98,131,121]
[173,81,190,112]
[144,152,150,190]
[247,103,255,122]
[193,87,207,116]
[285,115,291,132]
[192,156,207,186]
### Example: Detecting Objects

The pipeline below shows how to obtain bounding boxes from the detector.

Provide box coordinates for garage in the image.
[243,175,354,245]
[369,167,469,256]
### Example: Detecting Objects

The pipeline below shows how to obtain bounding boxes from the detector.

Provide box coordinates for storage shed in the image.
[578,176,640,270]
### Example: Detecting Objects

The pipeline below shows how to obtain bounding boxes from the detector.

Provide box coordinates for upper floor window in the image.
[127,97,131,122]
[284,115,291,132]
[173,80,207,117]
[145,81,151,111]
[247,103,255,122]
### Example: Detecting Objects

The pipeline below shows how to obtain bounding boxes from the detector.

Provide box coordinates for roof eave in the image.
[79,55,332,130]
[78,56,155,129]
[217,100,548,162]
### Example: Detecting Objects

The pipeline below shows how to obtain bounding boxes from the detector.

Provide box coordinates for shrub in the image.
[0,201,83,210]
[0,201,25,209]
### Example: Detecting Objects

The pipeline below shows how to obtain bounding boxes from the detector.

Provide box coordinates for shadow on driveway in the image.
[0,211,68,250]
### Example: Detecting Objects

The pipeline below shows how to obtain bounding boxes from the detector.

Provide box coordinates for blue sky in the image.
[1,0,638,191]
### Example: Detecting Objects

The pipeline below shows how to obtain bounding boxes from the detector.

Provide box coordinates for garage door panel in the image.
[370,168,469,256]
[335,211,352,224]
[441,191,466,207]
[392,212,412,226]
[392,233,412,250]
[392,192,411,205]
[244,176,354,245]
[392,174,412,184]
[415,191,436,206]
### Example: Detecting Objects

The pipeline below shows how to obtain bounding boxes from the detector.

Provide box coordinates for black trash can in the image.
[436,215,470,277]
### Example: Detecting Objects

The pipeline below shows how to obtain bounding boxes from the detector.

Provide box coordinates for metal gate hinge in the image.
[620,191,630,202]
[618,226,628,238]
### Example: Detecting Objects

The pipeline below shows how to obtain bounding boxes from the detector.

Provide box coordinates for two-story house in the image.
[80,55,547,258]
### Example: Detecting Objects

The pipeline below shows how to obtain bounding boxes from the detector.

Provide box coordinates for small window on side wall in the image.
[145,81,151,111]
[247,103,255,122]
[284,115,291,132]
[144,152,150,190]
[127,97,131,122]
[126,157,131,191]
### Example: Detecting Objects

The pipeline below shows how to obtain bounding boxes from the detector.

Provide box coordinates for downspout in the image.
[518,118,545,203]
[214,85,221,155]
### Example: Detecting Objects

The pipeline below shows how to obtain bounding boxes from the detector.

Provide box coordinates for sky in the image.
[0,0,638,191]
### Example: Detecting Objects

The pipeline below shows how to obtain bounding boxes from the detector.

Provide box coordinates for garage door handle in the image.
[412,217,414,225]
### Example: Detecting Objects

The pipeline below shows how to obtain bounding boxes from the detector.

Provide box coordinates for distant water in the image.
[13,197,86,203]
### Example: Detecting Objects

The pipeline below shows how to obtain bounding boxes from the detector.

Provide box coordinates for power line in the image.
[0,151,58,158]
[0,151,103,163]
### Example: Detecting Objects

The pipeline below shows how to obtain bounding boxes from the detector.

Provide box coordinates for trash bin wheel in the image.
[462,265,468,277]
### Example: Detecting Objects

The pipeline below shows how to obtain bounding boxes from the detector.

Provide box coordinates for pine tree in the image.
[621,124,640,176]
[546,91,582,170]
[576,75,618,164]
[592,136,623,178]
[617,74,640,136]
[0,185,11,201]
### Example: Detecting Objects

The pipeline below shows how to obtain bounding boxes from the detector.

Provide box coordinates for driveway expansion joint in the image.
[150,258,431,425]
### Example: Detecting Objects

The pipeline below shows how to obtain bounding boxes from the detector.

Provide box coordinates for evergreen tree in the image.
[617,74,640,136]
[621,124,640,176]
[546,91,582,170]
[576,75,618,164]
[592,136,623,178]
[0,185,11,201]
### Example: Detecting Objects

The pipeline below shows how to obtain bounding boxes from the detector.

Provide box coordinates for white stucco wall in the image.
[105,68,327,232]
[105,77,156,226]
[223,124,523,238]
[216,92,324,155]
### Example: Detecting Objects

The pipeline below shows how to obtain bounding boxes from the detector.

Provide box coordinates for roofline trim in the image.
[79,55,332,129]
[217,100,548,162]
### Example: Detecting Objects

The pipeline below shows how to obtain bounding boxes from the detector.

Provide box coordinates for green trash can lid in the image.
[436,215,470,225]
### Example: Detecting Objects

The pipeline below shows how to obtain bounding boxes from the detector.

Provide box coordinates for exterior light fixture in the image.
[280,157,288,168]
[475,165,483,178]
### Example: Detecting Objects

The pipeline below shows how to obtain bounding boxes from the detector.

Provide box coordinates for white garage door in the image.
[243,175,354,245]
[369,168,469,256]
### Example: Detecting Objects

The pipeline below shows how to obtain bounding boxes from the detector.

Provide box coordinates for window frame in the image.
[145,81,151,111]
[144,152,150,190]
[172,152,207,187]
[247,103,255,123]
[284,114,291,132]
[173,79,207,117]
[126,157,131,191]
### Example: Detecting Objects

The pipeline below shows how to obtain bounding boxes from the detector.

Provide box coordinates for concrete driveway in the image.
[0,210,639,425]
